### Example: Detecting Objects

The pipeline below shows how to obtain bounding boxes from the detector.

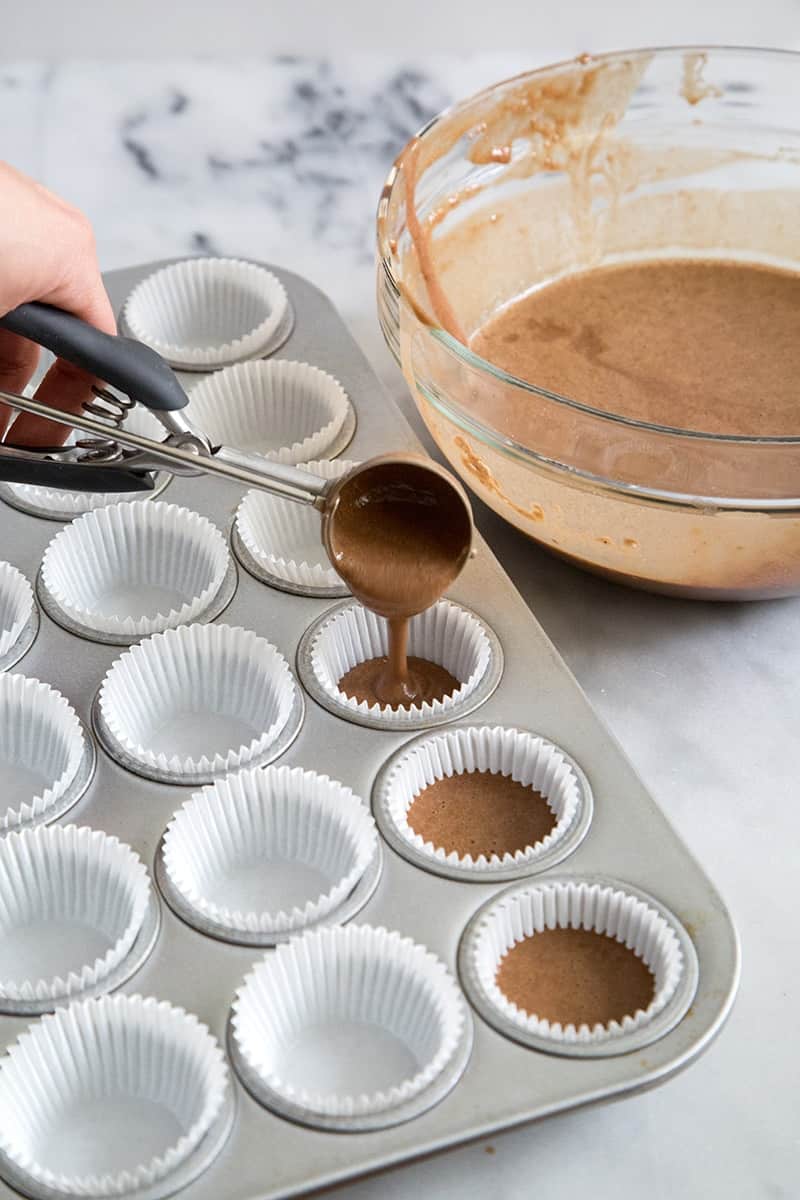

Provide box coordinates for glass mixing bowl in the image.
[377,46,800,599]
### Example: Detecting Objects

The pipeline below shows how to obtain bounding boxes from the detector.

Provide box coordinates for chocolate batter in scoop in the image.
[322,456,473,707]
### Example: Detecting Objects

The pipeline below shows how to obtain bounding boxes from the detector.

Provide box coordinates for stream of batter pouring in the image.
[323,457,472,707]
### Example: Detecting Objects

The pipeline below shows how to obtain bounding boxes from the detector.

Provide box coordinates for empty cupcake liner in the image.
[120,257,293,370]
[231,924,471,1130]
[297,599,503,731]
[372,725,593,881]
[0,993,230,1198]
[95,622,301,785]
[0,674,93,834]
[458,875,699,1058]
[184,359,354,465]
[0,405,171,522]
[0,561,37,670]
[233,458,357,597]
[0,825,152,1011]
[39,500,234,643]
[158,763,379,944]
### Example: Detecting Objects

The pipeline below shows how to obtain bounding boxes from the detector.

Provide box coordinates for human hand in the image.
[0,161,115,447]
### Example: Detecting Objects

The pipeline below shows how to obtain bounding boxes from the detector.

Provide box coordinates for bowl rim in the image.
[377,44,800,509]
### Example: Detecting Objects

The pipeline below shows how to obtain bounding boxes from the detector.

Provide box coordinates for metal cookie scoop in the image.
[0,303,474,588]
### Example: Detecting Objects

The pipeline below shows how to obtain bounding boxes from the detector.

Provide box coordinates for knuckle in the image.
[65,205,96,248]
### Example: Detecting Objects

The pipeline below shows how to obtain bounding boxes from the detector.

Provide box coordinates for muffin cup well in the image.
[231,924,472,1131]
[39,501,234,643]
[0,675,93,835]
[297,599,502,731]
[372,725,593,881]
[158,764,379,945]
[95,623,301,785]
[0,994,230,1199]
[233,458,356,597]
[458,875,699,1058]
[0,825,153,1013]
[120,257,292,369]
[0,561,37,670]
[185,359,354,465]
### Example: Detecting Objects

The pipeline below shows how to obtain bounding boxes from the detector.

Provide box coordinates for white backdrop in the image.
[1,0,798,58]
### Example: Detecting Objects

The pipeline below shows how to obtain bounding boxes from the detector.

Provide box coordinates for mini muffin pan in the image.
[0,260,739,1200]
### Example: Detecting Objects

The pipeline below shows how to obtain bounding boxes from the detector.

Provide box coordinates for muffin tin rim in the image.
[295,599,504,731]
[457,873,700,1059]
[36,556,239,647]
[118,257,296,372]
[154,834,383,948]
[0,888,161,1017]
[371,723,594,882]
[0,473,172,524]
[0,602,39,673]
[91,683,305,787]
[0,1055,236,1200]
[0,714,96,837]
[231,522,349,600]
[227,928,474,1133]
[184,357,358,465]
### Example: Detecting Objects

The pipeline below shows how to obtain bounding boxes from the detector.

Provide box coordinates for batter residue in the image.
[496,927,655,1027]
[407,771,555,857]
[471,258,800,436]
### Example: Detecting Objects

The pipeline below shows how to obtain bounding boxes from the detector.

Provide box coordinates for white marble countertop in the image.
[1,44,797,1200]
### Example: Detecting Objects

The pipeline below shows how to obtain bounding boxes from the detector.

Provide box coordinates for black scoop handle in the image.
[0,302,189,412]
[0,455,154,492]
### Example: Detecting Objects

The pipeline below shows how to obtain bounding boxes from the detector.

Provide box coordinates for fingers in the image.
[10,248,118,446]
[0,330,39,440]
[0,163,117,445]
[11,358,97,448]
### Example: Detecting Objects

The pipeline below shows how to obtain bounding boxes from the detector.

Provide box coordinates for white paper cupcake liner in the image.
[0,674,86,833]
[40,500,232,641]
[0,561,35,663]
[96,622,298,782]
[234,458,356,595]
[232,924,467,1122]
[0,825,151,1006]
[299,599,500,730]
[373,726,592,879]
[460,877,694,1056]
[185,359,352,465]
[161,764,377,939]
[0,993,229,1197]
[121,257,291,368]
[0,406,171,520]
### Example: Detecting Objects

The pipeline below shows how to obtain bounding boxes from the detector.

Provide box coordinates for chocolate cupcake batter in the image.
[407,771,556,857]
[339,656,459,710]
[323,457,472,707]
[471,258,800,437]
[496,927,655,1027]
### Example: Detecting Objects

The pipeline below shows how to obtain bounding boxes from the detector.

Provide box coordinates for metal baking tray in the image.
[0,260,740,1200]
